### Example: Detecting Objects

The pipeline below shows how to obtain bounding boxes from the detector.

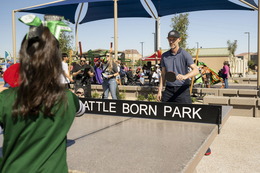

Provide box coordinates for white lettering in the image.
[130,104,139,114]
[110,102,116,113]
[96,101,103,111]
[140,104,148,115]
[103,102,109,112]
[88,101,95,111]
[149,105,157,116]
[193,108,202,119]
[172,107,181,118]
[182,107,192,118]
[122,103,130,114]
[164,106,172,117]
[84,101,90,111]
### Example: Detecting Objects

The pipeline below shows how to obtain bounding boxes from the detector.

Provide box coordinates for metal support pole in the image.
[245,32,250,61]
[152,33,156,52]
[75,3,84,54]
[257,0,260,90]
[12,10,17,63]
[140,42,144,59]
[114,0,118,60]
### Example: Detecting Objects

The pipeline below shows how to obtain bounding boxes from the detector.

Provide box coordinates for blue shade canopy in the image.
[19,0,112,24]
[80,0,151,23]
[151,0,254,17]
[18,0,255,24]
[243,0,258,8]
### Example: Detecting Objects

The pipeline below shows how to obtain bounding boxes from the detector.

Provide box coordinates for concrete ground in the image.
[67,115,260,173]
[67,113,260,173]
[196,116,260,173]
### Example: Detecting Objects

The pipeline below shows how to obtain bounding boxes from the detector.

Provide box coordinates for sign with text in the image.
[79,98,222,125]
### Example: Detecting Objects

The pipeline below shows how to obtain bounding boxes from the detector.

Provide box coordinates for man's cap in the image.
[62,53,68,57]
[168,30,180,38]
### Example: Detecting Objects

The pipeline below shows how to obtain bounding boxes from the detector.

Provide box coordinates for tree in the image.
[227,40,237,57]
[135,59,144,67]
[171,13,189,49]
[59,32,73,54]
[59,20,74,55]
[248,60,255,69]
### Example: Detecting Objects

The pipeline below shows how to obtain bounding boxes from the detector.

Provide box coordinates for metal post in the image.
[114,0,118,60]
[196,42,199,50]
[75,3,84,54]
[140,42,144,59]
[152,33,156,52]
[258,0,260,89]
[244,32,250,61]
[12,10,17,63]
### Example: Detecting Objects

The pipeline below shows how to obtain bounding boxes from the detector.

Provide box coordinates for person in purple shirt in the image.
[222,61,230,88]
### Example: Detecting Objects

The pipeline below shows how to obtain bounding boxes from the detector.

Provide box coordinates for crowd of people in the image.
[63,55,162,99]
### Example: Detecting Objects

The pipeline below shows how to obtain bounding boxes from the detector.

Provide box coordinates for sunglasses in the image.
[106,55,110,57]
[80,60,86,62]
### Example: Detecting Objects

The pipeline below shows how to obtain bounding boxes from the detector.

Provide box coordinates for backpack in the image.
[218,69,223,77]
[119,68,126,77]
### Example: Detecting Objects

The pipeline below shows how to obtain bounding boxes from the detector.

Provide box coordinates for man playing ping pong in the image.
[157,30,199,104]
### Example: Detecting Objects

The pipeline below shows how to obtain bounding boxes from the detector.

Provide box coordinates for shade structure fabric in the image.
[80,0,151,23]
[151,0,253,17]
[19,0,112,24]
[243,0,258,8]
[142,50,162,61]
[18,0,255,24]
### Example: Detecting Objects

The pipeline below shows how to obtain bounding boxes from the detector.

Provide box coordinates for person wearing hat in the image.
[157,29,211,156]
[157,29,199,103]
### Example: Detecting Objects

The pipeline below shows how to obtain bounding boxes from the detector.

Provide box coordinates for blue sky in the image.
[0,0,258,58]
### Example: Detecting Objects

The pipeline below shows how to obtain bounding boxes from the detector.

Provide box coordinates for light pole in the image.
[244,32,250,61]
[152,33,156,52]
[196,42,199,50]
[140,41,144,59]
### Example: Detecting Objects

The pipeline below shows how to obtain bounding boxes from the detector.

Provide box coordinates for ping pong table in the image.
[66,99,232,173]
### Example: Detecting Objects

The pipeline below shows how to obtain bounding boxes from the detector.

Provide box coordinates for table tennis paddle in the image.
[165,71,176,82]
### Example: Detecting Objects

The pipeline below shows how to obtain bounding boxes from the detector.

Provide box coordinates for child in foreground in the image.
[0,15,85,173]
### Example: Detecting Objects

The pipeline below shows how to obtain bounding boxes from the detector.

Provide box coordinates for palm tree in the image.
[227,40,237,57]
[227,40,238,75]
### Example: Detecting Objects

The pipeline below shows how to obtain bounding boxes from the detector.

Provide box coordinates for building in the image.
[82,49,141,67]
[124,49,142,66]
[237,52,257,65]
[190,47,248,76]
[191,47,230,72]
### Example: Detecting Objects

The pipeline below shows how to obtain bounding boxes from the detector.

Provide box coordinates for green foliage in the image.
[248,60,255,69]
[227,40,237,57]
[135,59,144,66]
[118,90,126,100]
[191,97,197,103]
[171,13,189,49]
[137,95,146,101]
[59,31,73,54]
[92,91,100,98]
[147,93,156,102]
[186,48,196,56]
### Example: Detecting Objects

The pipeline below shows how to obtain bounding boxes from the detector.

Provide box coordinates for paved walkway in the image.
[196,116,260,173]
